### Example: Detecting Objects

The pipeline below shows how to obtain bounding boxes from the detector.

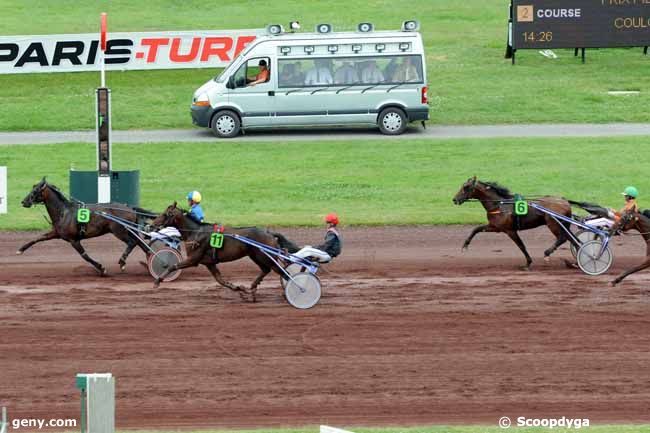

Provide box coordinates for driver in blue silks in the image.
[186,190,204,223]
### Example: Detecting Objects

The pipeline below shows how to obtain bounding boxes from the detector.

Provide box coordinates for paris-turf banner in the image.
[0,29,264,74]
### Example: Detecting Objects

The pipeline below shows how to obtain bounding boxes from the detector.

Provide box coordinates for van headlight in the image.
[192,93,210,107]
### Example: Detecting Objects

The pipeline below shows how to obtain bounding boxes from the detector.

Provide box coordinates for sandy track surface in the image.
[2,226,650,429]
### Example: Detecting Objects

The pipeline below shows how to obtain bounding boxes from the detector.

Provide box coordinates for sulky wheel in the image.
[284,272,321,309]
[280,263,307,289]
[149,240,167,253]
[570,229,597,258]
[148,247,183,282]
[576,239,613,276]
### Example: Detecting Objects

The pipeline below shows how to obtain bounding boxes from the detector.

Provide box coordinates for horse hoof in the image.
[519,265,532,271]
[16,250,23,255]
[120,264,126,272]
[543,256,551,263]
[100,268,108,277]
[461,246,468,252]
[609,281,617,288]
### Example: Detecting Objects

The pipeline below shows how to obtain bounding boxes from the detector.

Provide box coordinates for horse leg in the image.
[543,218,570,261]
[248,267,271,303]
[16,230,60,255]
[462,224,491,251]
[204,263,250,301]
[118,238,138,271]
[70,240,106,276]
[611,255,650,286]
[506,230,533,270]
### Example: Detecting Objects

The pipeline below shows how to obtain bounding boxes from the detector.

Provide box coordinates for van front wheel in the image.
[211,110,241,138]
[378,107,407,135]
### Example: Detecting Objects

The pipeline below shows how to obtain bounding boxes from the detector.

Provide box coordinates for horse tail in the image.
[270,231,300,253]
[568,199,610,218]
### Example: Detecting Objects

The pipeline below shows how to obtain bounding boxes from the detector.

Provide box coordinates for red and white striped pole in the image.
[97,12,111,203]
[100,12,107,87]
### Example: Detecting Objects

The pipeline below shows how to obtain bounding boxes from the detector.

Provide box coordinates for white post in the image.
[0,167,7,214]
[77,373,115,433]
[0,406,7,433]
[100,53,106,88]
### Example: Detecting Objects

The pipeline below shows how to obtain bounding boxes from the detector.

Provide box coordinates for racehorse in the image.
[150,202,288,302]
[452,177,573,269]
[18,177,154,275]
[610,210,650,286]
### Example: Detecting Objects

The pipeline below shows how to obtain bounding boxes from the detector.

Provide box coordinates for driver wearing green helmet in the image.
[617,186,639,218]
[585,186,639,229]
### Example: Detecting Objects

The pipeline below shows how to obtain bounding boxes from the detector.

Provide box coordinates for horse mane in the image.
[45,182,71,204]
[480,180,513,198]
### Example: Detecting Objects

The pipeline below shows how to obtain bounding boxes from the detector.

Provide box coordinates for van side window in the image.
[277,55,423,88]
[231,57,271,88]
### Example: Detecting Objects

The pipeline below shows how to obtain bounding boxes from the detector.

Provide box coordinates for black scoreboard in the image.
[510,0,650,50]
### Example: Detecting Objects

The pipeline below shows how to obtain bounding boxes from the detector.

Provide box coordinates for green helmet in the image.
[622,186,639,198]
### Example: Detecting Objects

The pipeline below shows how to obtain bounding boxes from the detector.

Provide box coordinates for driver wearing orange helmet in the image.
[294,213,342,263]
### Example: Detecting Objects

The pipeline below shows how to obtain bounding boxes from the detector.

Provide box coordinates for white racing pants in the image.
[584,217,614,229]
[294,246,332,263]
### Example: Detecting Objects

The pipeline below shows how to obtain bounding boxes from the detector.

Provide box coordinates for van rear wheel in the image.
[378,107,407,135]
[211,110,241,138]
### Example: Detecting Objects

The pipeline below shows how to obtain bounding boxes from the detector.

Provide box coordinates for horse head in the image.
[152,202,184,228]
[22,177,48,208]
[453,176,478,205]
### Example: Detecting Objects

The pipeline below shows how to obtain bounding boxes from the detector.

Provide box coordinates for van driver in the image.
[247,59,270,86]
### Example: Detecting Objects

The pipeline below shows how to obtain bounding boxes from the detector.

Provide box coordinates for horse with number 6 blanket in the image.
[452,177,573,269]
[151,202,296,302]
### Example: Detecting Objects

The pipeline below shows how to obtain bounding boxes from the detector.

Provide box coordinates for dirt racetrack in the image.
[2,226,650,429]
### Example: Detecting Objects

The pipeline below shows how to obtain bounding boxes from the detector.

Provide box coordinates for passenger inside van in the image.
[334,61,359,84]
[384,58,399,81]
[304,59,333,85]
[279,63,303,87]
[247,59,270,86]
[392,57,420,83]
[361,60,384,84]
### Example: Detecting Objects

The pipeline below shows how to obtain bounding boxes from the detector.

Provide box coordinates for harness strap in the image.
[488,210,501,215]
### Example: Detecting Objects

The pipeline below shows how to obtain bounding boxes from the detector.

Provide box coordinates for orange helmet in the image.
[325,213,339,225]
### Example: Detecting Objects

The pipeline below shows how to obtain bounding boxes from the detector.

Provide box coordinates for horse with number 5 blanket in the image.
[151,201,296,302]
[18,177,155,275]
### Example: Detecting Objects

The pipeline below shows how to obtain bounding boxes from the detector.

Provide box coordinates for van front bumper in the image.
[191,105,213,127]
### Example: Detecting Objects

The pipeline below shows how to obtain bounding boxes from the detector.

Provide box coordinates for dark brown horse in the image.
[19,178,153,275]
[610,210,650,286]
[150,202,286,302]
[452,177,573,269]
